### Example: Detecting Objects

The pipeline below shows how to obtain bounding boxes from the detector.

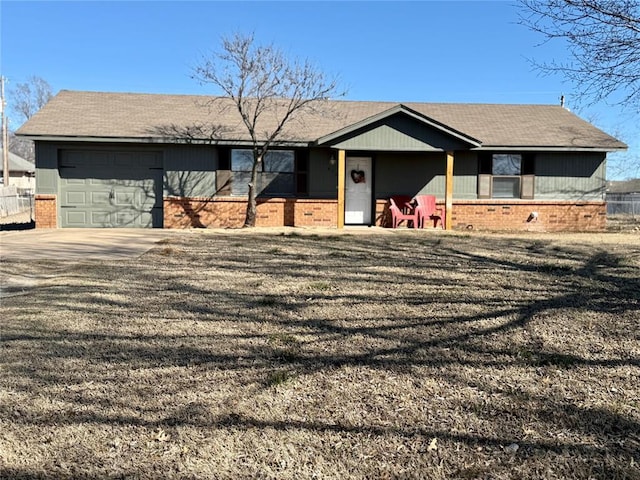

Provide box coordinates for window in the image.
[492,154,521,175]
[492,154,522,198]
[478,153,535,199]
[229,149,305,197]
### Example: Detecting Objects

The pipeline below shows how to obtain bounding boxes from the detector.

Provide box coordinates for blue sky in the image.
[1,0,637,179]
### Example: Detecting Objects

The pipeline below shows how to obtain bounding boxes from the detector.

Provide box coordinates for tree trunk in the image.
[243,154,261,227]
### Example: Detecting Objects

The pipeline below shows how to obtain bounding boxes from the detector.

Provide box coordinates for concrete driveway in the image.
[0,228,174,261]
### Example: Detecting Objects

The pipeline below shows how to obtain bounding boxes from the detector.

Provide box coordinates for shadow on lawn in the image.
[2,233,639,477]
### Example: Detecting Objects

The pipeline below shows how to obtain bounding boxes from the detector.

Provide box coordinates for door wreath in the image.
[350,169,365,184]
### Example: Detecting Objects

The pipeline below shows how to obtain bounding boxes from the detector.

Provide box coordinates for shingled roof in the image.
[0,149,35,173]
[16,90,627,151]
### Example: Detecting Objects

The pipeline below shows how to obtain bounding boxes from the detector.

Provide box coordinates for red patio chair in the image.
[414,195,444,229]
[389,195,418,228]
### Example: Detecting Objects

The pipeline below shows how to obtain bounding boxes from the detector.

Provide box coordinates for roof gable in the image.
[316,104,481,151]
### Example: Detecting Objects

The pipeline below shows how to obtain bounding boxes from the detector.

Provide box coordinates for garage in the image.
[59,149,163,228]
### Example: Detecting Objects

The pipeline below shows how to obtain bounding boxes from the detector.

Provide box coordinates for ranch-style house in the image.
[16,90,627,231]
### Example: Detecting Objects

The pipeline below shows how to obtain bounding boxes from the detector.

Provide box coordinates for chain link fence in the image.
[0,186,34,225]
[606,193,640,216]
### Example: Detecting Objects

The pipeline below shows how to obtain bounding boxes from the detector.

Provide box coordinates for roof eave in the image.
[17,134,310,148]
[474,145,627,152]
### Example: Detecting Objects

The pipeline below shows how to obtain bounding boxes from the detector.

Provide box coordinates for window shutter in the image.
[218,147,230,170]
[215,148,232,196]
[295,150,309,195]
[522,154,535,175]
[216,170,232,196]
[521,175,535,199]
[479,153,492,174]
[478,174,492,199]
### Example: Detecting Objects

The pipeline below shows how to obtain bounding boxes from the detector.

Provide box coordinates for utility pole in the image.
[1,76,9,186]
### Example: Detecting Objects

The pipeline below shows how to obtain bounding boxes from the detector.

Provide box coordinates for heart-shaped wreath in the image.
[350,169,365,184]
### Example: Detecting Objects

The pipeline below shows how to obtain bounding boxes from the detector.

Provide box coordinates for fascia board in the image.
[473,145,628,152]
[16,135,310,148]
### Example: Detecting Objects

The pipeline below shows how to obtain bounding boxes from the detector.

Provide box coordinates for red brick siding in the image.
[164,197,605,232]
[449,201,606,232]
[293,199,337,227]
[164,197,337,229]
[34,194,57,228]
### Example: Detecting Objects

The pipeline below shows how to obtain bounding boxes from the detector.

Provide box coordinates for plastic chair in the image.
[389,195,418,228]
[414,195,444,229]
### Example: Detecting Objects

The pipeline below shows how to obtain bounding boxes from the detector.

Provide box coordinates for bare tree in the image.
[9,76,53,162]
[8,132,35,162]
[11,75,53,123]
[193,33,343,227]
[518,0,640,111]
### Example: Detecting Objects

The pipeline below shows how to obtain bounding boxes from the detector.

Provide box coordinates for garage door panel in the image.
[91,191,110,204]
[114,210,152,227]
[91,211,112,227]
[88,178,116,186]
[65,211,88,226]
[65,191,87,205]
[113,191,134,206]
[59,150,163,228]
[138,192,158,209]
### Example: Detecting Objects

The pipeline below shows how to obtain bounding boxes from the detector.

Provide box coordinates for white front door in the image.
[344,156,372,225]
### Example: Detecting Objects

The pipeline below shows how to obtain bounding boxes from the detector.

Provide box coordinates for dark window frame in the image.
[224,148,308,197]
[478,152,535,199]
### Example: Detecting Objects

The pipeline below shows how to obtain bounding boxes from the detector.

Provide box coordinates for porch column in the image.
[337,149,346,229]
[445,151,454,230]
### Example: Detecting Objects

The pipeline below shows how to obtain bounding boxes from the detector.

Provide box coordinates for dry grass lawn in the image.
[1,230,639,479]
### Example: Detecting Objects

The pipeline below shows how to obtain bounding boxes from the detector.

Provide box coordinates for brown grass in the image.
[1,230,639,479]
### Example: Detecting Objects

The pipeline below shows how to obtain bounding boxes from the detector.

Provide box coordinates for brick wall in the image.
[449,200,606,232]
[292,199,337,227]
[164,197,338,228]
[164,197,605,231]
[34,194,57,228]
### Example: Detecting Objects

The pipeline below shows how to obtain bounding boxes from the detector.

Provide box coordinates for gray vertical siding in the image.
[375,152,445,198]
[35,142,59,195]
[535,152,606,200]
[375,151,478,200]
[330,114,470,152]
[452,151,478,199]
[308,149,337,198]
[163,145,218,198]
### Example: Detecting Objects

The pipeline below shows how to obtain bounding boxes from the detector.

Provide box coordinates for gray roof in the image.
[0,149,35,173]
[607,179,640,193]
[16,90,628,151]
